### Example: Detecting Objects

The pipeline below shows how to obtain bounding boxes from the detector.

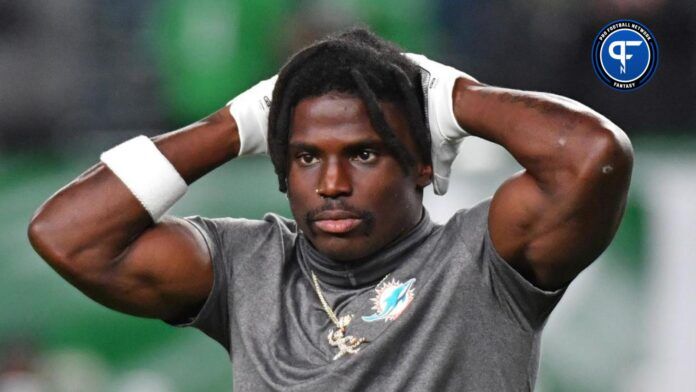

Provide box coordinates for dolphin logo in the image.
[362,278,416,322]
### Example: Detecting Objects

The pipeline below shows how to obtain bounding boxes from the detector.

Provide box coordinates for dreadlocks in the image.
[267,27,431,192]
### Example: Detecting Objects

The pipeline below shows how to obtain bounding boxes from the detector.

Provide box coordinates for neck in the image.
[297,208,434,288]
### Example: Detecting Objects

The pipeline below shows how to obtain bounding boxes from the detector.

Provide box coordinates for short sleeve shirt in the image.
[175,198,566,391]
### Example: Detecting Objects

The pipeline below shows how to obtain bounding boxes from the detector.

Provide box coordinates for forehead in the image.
[289,92,412,145]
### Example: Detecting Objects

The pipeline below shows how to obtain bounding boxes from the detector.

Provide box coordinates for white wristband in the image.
[100,135,188,222]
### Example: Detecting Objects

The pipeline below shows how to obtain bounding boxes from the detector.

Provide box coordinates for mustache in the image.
[304,201,375,235]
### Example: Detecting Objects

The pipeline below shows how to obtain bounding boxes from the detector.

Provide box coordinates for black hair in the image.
[267,27,431,192]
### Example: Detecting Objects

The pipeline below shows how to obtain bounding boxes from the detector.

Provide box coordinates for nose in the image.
[316,157,352,198]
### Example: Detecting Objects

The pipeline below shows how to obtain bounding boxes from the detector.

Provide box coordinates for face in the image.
[286,92,432,262]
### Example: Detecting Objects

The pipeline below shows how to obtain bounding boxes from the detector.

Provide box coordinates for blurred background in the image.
[1,0,695,391]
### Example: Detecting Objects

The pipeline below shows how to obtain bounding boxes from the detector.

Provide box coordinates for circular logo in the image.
[591,20,658,91]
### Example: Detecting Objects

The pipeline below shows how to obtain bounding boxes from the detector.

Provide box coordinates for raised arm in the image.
[453,78,633,290]
[27,108,239,320]
[27,73,275,320]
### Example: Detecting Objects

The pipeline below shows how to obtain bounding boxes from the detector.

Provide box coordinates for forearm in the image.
[28,108,239,271]
[452,78,632,192]
[153,109,240,184]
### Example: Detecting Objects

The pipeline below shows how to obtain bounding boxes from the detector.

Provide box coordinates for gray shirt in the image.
[175,198,566,391]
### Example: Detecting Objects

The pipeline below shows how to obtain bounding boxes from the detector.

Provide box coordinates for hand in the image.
[405,53,473,195]
[227,75,278,155]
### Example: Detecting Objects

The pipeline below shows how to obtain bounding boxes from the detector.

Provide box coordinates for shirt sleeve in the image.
[165,215,231,352]
[481,226,567,330]
[449,198,567,331]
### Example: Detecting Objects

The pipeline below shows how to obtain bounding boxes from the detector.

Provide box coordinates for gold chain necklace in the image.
[310,271,367,360]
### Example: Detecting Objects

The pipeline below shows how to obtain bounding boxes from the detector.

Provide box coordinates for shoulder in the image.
[185,212,297,235]
[183,213,298,255]
[420,198,494,273]
[439,197,493,250]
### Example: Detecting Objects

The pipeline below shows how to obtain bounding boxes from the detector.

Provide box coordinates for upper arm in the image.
[489,128,633,290]
[62,216,213,321]
[26,107,238,322]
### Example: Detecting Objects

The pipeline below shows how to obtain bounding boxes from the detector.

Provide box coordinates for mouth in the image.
[311,210,363,234]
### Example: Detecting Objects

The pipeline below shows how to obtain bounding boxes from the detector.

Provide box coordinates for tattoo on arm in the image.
[496,89,582,130]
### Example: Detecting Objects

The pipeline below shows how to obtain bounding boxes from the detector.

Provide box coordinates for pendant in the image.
[327,315,366,360]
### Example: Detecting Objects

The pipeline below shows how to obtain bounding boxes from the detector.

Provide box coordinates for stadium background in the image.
[1,0,694,390]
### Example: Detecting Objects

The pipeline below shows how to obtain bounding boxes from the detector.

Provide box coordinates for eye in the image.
[297,153,319,166]
[351,150,377,163]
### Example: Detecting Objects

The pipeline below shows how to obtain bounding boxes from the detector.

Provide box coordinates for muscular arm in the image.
[27,108,240,320]
[452,78,633,290]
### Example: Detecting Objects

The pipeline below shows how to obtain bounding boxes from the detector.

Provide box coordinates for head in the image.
[268,28,432,262]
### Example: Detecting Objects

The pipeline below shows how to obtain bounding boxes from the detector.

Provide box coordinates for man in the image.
[27,29,632,391]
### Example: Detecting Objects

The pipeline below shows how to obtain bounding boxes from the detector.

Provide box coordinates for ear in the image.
[415,163,433,188]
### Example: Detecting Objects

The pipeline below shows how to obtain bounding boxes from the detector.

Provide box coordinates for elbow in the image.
[28,215,118,288]
[601,121,633,163]
[577,122,634,181]
[27,215,74,273]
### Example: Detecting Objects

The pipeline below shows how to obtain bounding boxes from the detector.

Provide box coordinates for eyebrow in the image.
[344,141,387,153]
[288,139,386,152]
[288,142,319,153]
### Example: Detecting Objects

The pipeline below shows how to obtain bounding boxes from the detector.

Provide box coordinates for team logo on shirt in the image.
[362,278,416,322]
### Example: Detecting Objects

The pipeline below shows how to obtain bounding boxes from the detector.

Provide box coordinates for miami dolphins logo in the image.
[362,278,416,322]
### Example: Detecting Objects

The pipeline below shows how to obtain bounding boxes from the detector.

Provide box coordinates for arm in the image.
[28,72,275,321]
[27,108,240,321]
[452,78,633,290]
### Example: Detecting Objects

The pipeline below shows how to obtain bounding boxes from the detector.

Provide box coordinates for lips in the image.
[311,210,363,234]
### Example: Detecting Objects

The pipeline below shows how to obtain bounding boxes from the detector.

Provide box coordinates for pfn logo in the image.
[608,40,642,74]
[591,20,658,91]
